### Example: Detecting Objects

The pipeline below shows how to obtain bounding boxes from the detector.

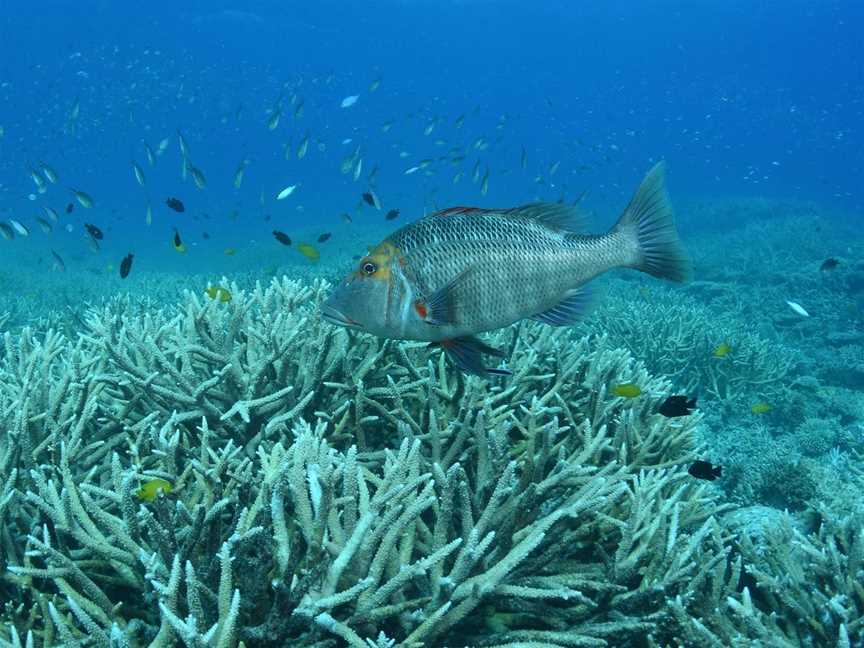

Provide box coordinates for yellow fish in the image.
[750,402,772,415]
[224,247,237,256]
[205,286,232,303]
[611,383,642,398]
[136,478,173,502]
[713,342,732,358]
[172,229,187,253]
[296,242,320,262]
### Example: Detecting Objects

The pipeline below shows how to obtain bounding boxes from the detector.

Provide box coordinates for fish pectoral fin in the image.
[432,336,512,377]
[421,267,473,325]
[531,285,595,326]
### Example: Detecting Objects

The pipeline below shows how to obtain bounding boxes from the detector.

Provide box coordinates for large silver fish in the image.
[322,162,691,375]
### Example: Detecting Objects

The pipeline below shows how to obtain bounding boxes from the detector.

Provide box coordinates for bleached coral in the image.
[0,276,853,648]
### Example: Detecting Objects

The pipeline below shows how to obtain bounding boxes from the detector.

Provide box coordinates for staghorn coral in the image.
[0,276,856,648]
[582,287,797,404]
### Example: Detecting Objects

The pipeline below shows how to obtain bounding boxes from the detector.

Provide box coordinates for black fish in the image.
[273,230,292,246]
[385,209,400,221]
[165,197,185,213]
[317,232,332,243]
[341,212,353,224]
[84,223,104,240]
[362,192,375,207]
[173,229,183,248]
[688,460,721,481]
[65,202,74,214]
[658,395,697,418]
[202,232,211,239]
[820,257,839,272]
[119,253,134,279]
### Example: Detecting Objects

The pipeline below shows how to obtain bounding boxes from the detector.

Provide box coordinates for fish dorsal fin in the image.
[432,203,586,232]
[506,203,586,232]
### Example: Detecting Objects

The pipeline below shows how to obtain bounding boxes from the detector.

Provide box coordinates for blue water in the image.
[2,3,864,646]
[0,0,861,278]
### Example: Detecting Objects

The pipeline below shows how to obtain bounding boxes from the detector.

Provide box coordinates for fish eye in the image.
[362,261,377,275]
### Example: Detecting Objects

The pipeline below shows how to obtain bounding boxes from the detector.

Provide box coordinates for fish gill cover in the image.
[0,1,863,647]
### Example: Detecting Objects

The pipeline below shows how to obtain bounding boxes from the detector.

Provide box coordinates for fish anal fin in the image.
[531,286,594,326]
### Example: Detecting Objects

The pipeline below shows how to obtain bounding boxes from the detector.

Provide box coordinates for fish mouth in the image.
[320,303,362,329]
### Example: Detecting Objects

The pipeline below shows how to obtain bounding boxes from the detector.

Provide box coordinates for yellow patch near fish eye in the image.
[611,383,642,398]
[356,241,399,281]
[136,478,173,502]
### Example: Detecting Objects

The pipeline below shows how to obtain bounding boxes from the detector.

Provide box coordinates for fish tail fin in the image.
[613,162,692,282]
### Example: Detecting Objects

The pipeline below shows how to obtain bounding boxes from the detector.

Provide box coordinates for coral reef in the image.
[0,277,860,647]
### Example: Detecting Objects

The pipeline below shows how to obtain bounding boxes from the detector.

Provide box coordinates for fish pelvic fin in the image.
[613,162,692,283]
[431,336,512,377]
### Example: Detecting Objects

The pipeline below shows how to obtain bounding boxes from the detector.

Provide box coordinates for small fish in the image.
[157,136,170,155]
[144,142,156,166]
[36,218,53,234]
[177,130,190,158]
[297,132,309,159]
[119,253,134,278]
[165,197,185,212]
[340,94,360,108]
[233,159,248,189]
[40,162,59,184]
[341,212,353,224]
[51,250,66,272]
[819,257,839,272]
[657,395,697,418]
[205,285,232,303]
[611,383,641,398]
[404,166,420,175]
[137,478,173,502]
[145,204,153,226]
[66,202,75,214]
[29,169,47,193]
[362,191,381,210]
[224,247,237,256]
[43,206,60,222]
[71,189,94,208]
[369,77,381,92]
[785,300,809,317]
[85,223,103,240]
[9,219,29,236]
[297,242,320,262]
[189,166,207,189]
[276,184,298,200]
[750,402,772,415]
[132,161,146,186]
[712,342,731,359]
[172,229,186,253]
[688,460,721,481]
[317,232,332,243]
[267,106,282,131]
[273,230,292,246]
[385,209,400,221]
[0,223,13,240]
